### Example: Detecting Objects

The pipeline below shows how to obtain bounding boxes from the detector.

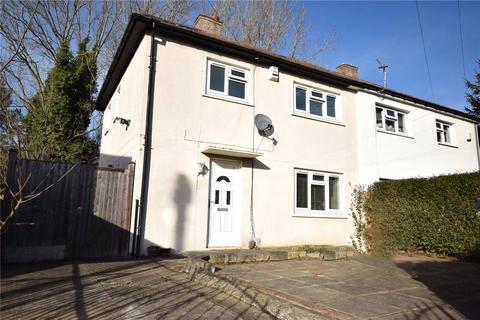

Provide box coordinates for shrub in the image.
[364,171,480,257]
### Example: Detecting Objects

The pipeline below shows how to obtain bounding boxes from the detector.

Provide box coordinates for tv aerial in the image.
[254,114,278,145]
[376,58,389,91]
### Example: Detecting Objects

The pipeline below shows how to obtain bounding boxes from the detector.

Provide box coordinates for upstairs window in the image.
[294,84,338,120]
[207,60,249,101]
[376,106,406,134]
[436,120,451,144]
[295,169,341,214]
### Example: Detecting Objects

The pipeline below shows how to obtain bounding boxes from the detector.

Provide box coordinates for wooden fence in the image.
[1,151,135,263]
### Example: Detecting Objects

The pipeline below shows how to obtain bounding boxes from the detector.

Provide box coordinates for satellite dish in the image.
[254,114,278,145]
[255,114,274,137]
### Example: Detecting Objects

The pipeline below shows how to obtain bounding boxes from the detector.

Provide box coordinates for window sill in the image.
[376,128,414,139]
[291,113,345,127]
[438,142,458,149]
[293,211,348,219]
[202,93,253,107]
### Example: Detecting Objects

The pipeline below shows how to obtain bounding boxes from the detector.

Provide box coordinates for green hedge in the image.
[364,171,480,257]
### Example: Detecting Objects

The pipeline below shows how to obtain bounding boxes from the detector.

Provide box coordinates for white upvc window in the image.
[206,60,250,102]
[376,105,406,134]
[294,169,342,216]
[436,120,451,144]
[294,84,338,120]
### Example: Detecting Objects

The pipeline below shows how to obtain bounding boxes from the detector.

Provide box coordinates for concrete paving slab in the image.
[217,255,480,319]
[1,259,275,320]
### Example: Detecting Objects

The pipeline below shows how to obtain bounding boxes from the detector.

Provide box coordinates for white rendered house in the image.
[96,14,480,254]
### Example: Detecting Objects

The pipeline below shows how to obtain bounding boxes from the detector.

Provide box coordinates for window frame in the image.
[375,105,407,134]
[436,120,452,145]
[206,59,250,103]
[294,168,343,217]
[293,83,339,121]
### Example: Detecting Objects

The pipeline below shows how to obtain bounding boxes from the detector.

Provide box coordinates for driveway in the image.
[217,255,480,319]
[1,258,274,320]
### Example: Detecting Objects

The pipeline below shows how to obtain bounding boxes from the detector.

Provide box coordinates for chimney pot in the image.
[194,14,223,36]
[336,63,358,78]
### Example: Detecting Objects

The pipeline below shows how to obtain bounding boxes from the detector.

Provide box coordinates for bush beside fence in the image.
[364,171,480,257]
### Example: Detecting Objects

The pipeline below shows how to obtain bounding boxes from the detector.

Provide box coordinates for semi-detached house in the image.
[95,14,480,254]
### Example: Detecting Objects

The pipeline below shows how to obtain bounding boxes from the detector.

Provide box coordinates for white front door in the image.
[208,159,241,247]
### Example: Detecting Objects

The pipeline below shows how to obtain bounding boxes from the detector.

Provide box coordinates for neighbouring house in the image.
[95,14,480,254]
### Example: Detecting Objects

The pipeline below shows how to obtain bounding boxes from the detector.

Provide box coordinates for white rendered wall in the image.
[356,91,480,185]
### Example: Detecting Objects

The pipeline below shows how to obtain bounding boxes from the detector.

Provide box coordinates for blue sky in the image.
[300,1,480,111]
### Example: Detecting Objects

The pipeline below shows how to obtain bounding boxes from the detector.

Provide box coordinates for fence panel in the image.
[1,151,135,263]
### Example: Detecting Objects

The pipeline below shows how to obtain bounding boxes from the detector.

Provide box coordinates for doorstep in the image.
[184,245,355,265]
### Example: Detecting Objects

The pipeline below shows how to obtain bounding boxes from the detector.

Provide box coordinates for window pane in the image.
[214,190,220,204]
[436,122,442,129]
[437,130,442,142]
[386,109,395,117]
[327,96,336,117]
[311,185,325,210]
[210,64,225,92]
[329,177,339,210]
[312,175,324,181]
[228,80,245,99]
[444,126,450,143]
[231,69,245,78]
[226,191,231,205]
[296,173,308,208]
[385,119,396,132]
[296,87,306,111]
[310,99,323,116]
[398,113,405,133]
[376,108,383,128]
[311,91,323,99]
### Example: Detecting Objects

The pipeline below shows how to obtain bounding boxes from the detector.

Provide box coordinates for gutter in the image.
[135,21,157,257]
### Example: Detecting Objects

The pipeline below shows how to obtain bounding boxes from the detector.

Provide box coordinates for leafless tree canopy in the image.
[0,0,194,107]
[205,0,335,62]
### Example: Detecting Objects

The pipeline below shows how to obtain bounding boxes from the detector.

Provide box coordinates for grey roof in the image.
[95,13,478,123]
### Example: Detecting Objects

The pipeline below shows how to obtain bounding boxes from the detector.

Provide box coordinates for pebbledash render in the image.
[96,14,480,254]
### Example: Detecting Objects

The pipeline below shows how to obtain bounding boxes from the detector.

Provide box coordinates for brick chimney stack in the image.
[194,15,223,37]
[336,63,358,78]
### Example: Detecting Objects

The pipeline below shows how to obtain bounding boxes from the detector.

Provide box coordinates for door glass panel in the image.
[214,190,220,204]
[216,176,230,183]
[226,190,231,205]
[311,185,325,210]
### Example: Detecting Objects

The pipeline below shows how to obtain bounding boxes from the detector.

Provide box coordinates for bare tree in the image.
[204,0,335,63]
[0,0,194,108]
[1,153,78,233]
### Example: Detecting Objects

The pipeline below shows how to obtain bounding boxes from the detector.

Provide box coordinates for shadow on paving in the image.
[394,257,480,320]
[1,258,276,320]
